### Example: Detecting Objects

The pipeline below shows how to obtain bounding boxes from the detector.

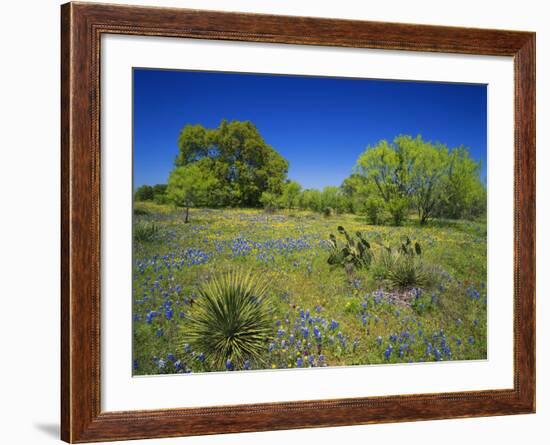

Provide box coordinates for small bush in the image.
[323,207,334,217]
[375,237,435,289]
[180,270,273,370]
[386,255,428,289]
[260,191,280,213]
[133,207,150,216]
[387,197,408,226]
[364,197,385,225]
[134,222,159,242]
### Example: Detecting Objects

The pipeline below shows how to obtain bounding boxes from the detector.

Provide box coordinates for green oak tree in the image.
[174,120,288,207]
[166,161,219,223]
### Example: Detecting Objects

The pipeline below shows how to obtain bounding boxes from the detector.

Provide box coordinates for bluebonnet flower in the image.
[165,308,174,320]
[468,336,475,345]
[376,336,383,346]
[313,326,322,342]
[133,359,139,370]
[384,345,393,360]
[158,358,166,370]
[174,360,183,371]
[330,320,339,330]
[467,287,481,300]
[243,360,250,370]
[225,359,233,371]
[297,357,303,367]
[156,328,163,337]
[197,352,205,362]
[167,353,175,362]
[399,344,407,357]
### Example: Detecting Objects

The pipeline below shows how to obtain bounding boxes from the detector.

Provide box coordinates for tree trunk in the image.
[184,206,189,224]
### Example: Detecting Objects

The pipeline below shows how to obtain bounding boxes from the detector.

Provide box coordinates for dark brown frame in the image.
[61,2,536,442]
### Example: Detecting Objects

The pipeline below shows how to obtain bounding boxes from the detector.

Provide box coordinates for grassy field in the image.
[132,202,487,375]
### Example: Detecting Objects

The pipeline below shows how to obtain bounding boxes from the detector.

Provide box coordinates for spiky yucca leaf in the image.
[181,271,272,370]
[386,256,428,289]
[133,221,159,242]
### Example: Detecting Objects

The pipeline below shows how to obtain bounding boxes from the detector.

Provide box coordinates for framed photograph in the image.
[61,2,535,442]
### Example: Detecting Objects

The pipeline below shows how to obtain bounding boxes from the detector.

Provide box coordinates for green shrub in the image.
[133,221,159,242]
[133,207,150,216]
[386,255,428,289]
[260,191,280,213]
[375,237,434,289]
[327,226,372,273]
[323,206,334,217]
[364,197,385,225]
[180,270,273,370]
[387,197,408,226]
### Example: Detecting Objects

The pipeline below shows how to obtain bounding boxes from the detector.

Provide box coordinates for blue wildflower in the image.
[384,345,393,360]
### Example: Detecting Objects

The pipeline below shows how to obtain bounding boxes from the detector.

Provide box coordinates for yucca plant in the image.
[386,255,428,289]
[133,221,159,242]
[181,270,273,370]
[376,237,429,289]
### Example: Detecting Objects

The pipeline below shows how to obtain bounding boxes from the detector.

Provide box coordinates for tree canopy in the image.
[136,124,486,226]
[166,161,219,222]
[353,135,485,224]
[173,120,289,207]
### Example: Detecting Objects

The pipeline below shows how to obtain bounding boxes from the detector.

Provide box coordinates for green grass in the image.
[132,202,487,375]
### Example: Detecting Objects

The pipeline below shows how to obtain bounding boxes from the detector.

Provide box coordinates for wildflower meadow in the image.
[132,204,486,375]
[132,69,487,376]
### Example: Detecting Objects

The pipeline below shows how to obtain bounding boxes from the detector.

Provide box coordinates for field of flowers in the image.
[132,202,487,375]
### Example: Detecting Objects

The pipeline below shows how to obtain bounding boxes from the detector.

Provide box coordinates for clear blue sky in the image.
[134,69,487,190]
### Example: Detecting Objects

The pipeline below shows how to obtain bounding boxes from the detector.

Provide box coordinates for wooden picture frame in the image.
[61,2,535,442]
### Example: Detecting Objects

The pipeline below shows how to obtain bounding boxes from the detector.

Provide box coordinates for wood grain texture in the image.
[60,2,536,442]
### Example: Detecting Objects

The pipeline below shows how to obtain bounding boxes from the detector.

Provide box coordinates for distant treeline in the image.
[135,120,486,225]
